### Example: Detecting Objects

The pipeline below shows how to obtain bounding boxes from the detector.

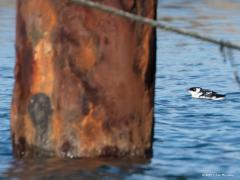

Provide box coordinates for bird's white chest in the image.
[188,90,202,98]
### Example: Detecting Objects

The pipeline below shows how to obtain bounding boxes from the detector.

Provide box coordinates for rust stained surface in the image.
[12,0,156,158]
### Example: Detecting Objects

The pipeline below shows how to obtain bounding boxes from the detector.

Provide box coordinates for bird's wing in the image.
[202,89,217,97]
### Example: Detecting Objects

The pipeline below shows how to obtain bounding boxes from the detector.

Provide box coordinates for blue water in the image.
[0,0,16,177]
[1,0,240,179]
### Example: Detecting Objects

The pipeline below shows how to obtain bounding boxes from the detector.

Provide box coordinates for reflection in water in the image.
[4,158,150,180]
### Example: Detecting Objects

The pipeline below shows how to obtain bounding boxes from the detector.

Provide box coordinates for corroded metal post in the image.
[11,0,156,158]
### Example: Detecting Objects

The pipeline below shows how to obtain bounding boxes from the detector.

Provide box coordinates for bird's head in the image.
[188,87,202,94]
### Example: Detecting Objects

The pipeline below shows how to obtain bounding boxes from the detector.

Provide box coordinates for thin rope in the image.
[71,0,240,51]
[226,48,240,87]
[72,0,240,87]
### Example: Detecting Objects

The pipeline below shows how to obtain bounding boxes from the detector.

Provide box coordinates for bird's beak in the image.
[187,89,192,94]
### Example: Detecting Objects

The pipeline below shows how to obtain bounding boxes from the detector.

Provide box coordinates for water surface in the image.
[1,0,240,179]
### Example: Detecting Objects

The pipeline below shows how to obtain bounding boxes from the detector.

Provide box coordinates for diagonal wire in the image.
[72,0,240,87]
[71,0,240,51]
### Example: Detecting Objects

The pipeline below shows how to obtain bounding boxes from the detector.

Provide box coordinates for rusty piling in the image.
[11,0,156,158]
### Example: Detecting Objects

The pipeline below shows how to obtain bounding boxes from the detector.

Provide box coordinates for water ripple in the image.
[1,0,240,179]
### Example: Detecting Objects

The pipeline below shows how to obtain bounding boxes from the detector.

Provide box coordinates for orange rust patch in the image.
[31,38,54,95]
[77,106,108,156]
[21,0,57,43]
[76,40,97,71]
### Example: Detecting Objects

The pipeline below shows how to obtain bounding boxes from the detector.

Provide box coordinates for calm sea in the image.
[1,0,240,179]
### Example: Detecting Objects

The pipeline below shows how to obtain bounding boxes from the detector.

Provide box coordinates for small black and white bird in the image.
[188,87,225,100]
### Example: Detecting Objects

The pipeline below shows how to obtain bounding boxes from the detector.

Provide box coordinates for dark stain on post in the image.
[68,60,102,105]
[144,147,152,158]
[102,120,111,132]
[82,80,101,105]
[61,141,71,155]
[81,95,89,115]
[60,27,80,46]
[28,93,52,144]
[101,145,119,157]
[68,57,84,78]
[14,136,27,158]
[15,4,34,108]
[104,37,109,45]
[129,130,133,143]
[132,58,141,75]
[144,7,157,90]
[12,134,17,157]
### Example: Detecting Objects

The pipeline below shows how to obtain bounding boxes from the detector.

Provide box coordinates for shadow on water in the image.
[225,92,240,96]
[225,92,240,102]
